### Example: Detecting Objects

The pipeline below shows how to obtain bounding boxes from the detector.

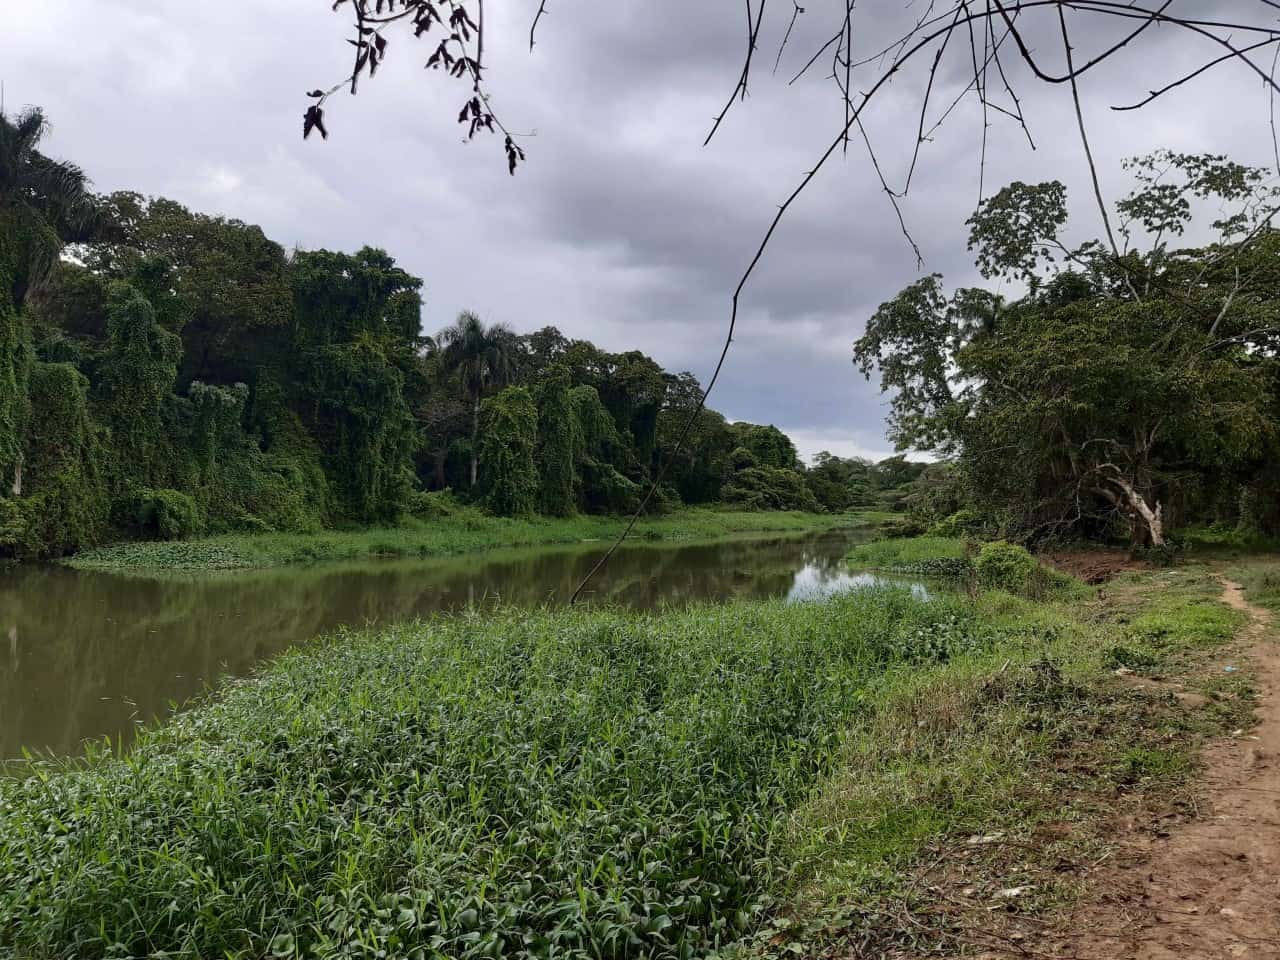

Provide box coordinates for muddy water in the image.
[0,528,915,758]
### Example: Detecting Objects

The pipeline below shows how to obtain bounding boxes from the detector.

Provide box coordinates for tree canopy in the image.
[855,152,1280,548]
[0,109,881,559]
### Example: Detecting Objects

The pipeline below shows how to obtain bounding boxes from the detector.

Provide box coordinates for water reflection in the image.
[0,527,913,758]
[786,566,931,603]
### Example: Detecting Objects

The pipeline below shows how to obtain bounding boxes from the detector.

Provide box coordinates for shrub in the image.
[404,489,458,521]
[121,487,204,540]
[878,515,928,538]
[974,540,1039,593]
[927,509,989,539]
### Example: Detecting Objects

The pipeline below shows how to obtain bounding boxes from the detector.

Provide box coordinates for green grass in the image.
[65,508,863,573]
[1224,558,1280,614]
[846,536,966,567]
[846,536,969,577]
[0,561,1257,960]
[758,566,1251,956]
[1178,524,1280,556]
[1,587,988,960]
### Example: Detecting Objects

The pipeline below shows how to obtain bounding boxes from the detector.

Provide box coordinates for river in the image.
[0,526,917,759]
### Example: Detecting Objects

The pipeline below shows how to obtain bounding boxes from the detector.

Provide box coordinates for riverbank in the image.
[65,508,878,573]
[0,553,1261,959]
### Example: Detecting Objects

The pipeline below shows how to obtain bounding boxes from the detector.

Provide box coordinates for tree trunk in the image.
[432,448,448,490]
[469,393,480,488]
[10,456,21,498]
[1111,474,1165,548]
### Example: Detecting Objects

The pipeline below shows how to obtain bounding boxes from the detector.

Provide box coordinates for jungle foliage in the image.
[0,107,905,559]
[856,151,1280,550]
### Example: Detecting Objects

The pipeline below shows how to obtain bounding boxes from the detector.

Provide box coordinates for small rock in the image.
[1220,907,1241,919]
[995,885,1035,900]
[966,833,1004,846]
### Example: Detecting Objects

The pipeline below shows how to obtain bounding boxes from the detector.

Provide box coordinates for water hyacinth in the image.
[0,588,984,960]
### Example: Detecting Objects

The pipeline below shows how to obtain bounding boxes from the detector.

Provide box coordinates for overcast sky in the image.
[5,2,1276,462]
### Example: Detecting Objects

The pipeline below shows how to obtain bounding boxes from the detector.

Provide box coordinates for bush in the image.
[974,540,1039,593]
[404,489,458,521]
[927,509,988,539]
[120,487,204,540]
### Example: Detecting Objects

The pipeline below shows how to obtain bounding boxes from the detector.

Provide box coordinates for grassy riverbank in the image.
[0,556,1256,959]
[65,508,869,573]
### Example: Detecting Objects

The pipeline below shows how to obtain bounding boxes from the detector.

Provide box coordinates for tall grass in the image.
[66,509,855,573]
[0,589,984,960]
[846,536,968,576]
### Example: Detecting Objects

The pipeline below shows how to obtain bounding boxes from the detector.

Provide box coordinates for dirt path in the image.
[1046,579,1280,958]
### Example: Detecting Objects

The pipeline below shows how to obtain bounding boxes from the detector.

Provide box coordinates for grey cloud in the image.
[3,1,1275,461]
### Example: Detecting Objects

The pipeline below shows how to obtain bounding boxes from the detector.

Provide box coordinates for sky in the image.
[4,1,1277,463]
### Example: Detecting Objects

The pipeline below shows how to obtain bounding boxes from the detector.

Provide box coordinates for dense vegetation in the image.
[856,151,1280,553]
[2,554,1259,959]
[0,107,924,561]
[0,588,976,958]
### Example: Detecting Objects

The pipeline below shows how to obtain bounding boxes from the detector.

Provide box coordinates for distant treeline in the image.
[0,108,911,559]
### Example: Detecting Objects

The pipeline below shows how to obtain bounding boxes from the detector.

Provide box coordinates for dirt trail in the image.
[1047,579,1280,958]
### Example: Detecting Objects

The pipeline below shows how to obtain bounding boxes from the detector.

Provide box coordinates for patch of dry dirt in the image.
[1038,549,1150,585]
[1036,579,1280,958]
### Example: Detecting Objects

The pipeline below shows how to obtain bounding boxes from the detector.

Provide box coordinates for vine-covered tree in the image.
[0,108,91,499]
[478,386,539,517]
[438,311,517,489]
[99,282,182,488]
[533,364,578,517]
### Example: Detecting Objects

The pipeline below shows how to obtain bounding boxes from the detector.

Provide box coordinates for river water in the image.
[0,527,914,759]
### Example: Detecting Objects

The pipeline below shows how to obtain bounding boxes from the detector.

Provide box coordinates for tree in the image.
[533,365,579,517]
[657,372,733,505]
[807,452,873,512]
[84,195,294,387]
[437,311,517,489]
[477,386,539,517]
[855,154,1280,548]
[728,422,799,472]
[0,108,92,498]
[99,282,182,489]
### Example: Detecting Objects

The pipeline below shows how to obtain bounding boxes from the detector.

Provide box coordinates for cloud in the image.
[4,1,1275,450]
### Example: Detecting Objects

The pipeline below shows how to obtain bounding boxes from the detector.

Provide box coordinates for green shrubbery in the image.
[973,540,1038,591]
[0,588,983,960]
[122,487,204,540]
[723,465,821,513]
[926,509,988,539]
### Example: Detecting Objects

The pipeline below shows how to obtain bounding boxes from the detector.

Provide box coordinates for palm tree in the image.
[0,107,93,307]
[437,311,518,488]
[1,107,92,497]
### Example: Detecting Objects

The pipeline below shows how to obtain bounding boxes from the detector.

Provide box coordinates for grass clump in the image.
[846,536,969,577]
[0,588,984,960]
[66,508,853,573]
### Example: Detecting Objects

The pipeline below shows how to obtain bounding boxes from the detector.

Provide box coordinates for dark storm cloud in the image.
[4,1,1275,462]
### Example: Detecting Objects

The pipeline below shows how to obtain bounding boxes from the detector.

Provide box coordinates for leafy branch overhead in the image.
[304,0,524,174]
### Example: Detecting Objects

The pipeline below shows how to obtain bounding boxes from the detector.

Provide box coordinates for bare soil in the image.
[1038,549,1150,585]
[1040,579,1280,958]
